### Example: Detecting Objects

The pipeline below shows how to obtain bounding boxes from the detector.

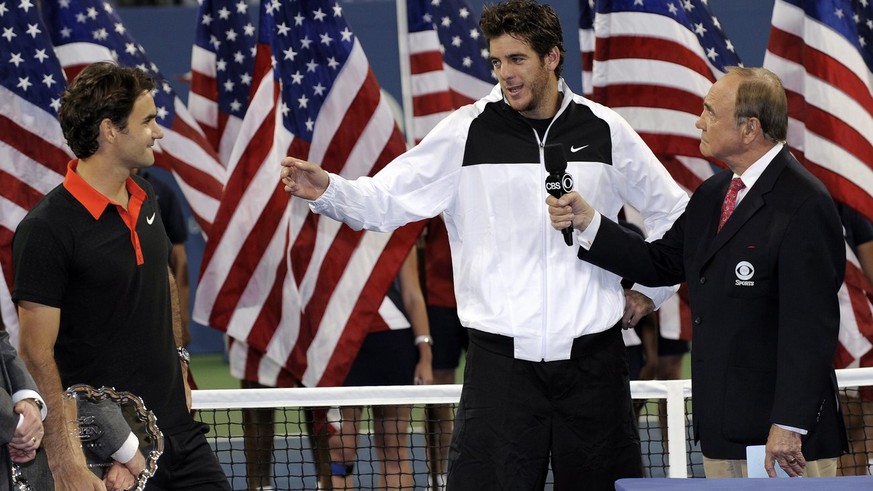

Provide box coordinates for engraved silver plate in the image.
[12,385,163,491]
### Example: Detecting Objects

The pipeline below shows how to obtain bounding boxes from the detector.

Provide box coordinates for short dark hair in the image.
[58,62,156,159]
[479,0,565,79]
[727,66,788,143]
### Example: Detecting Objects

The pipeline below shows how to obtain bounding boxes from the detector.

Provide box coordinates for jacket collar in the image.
[702,146,792,262]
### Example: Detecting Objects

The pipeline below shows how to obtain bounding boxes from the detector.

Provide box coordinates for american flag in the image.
[40,0,226,236]
[189,0,257,166]
[579,0,595,96]
[0,0,71,342]
[193,0,422,388]
[835,244,873,370]
[581,0,741,341]
[764,0,873,223]
[581,0,741,193]
[765,0,873,369]
[403,0,492,143]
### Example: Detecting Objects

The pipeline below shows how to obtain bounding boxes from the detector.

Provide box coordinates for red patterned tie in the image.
[718,177,745,232]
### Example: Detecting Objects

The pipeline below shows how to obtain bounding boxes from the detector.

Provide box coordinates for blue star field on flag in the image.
[408,0,492,83]
[262,0,358,141]
[580,0,594,31]
[0,0,67,114]
[783,0,873,72]
[194,0,256,118]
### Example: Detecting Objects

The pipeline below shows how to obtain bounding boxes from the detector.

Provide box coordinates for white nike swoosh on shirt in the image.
[146,213,156,225]
[570,145,590,153]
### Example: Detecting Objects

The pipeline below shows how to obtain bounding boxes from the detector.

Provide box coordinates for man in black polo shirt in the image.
[12,62,230,490]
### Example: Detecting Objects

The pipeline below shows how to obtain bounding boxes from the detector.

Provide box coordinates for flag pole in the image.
[395,0,415,149]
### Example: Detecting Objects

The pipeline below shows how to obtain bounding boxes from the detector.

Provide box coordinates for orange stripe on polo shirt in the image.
[62,159,148,265]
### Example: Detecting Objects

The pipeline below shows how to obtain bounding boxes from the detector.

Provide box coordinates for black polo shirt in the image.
[12,160,192,434]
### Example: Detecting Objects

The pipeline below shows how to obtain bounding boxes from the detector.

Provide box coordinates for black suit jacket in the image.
[579,147,848,459]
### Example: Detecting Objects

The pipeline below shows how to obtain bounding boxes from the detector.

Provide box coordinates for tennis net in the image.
[191,367,873,489]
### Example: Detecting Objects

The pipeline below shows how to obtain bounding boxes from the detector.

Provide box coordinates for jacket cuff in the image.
[12,390,46,421]
[111,432,140,464]
[574,212,601,250]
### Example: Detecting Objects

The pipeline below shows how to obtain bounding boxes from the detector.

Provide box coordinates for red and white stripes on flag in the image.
[0,1,71,341]
[42,0,226,237]
[0,96,69,342]
[834,244,873,370]
[402,0,493,144]
[581,0,741,194]
[193,0,422,388]
[764,0,873,223]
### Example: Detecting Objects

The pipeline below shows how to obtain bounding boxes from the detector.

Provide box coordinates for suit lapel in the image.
[700,147,790,266]
[688,171,729,273]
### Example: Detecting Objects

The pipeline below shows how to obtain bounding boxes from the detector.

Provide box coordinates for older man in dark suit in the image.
[0,324,47,490]
[546,66,847,478]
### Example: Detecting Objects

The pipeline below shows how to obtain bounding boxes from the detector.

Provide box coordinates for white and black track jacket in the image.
[311,81,689,362]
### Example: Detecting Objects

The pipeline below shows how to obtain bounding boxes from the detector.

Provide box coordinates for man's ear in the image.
[743,117,761,143]
[99,118,116,144]
[545,46,560,71]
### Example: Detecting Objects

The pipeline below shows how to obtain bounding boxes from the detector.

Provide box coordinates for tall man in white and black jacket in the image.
[547,67,848,479]
[281,1,688,488]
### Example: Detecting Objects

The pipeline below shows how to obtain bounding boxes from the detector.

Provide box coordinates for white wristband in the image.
[414,335,433,346]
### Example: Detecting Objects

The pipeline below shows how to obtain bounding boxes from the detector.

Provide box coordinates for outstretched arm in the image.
[547,192,686,287]
[280,157,331,200]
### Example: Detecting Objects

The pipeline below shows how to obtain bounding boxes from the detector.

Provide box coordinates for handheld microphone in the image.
[544,143,575,246]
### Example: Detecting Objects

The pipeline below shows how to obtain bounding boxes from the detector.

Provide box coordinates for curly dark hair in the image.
[479,0,565,79]
[58,62,156,159]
